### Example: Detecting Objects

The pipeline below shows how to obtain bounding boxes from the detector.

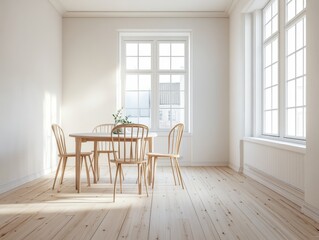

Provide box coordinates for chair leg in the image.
[107,153,112,183]
[175,158,184,189]
[88,155,96,182]
[113,164,120,202]
[90,153,98,183]
[147,156,153,186]
[89,154,94,172]
[96,153,100,181]
[57,157,68,192]
[121,167,125,181]
[52,157,63,190]
[137,164,141,193]
[119,164,123,193]
[84,156,91,186]
[142,163,149,197]
[174,158,182,186]
[169,157,178,185]
[60,156,68,185]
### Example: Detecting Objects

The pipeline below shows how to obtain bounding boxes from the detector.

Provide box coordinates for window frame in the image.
[262,0,279,137]
[257,0,306,143]
[284,1,307,140]
[119,32,191,133]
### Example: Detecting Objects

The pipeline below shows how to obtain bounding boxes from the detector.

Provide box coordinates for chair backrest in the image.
[168,123,184,155]
[111,124,149,163]
[92,123,114,151]
[51,124,67,156]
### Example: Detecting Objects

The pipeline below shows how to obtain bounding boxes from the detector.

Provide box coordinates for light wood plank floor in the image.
[0,166,318,240]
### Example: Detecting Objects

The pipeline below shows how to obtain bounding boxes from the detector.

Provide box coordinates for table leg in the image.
[147,137,154,186]
[148,155,152,186]
[138,164,141,194]
[93,141,98,183]
[75,137,82,193]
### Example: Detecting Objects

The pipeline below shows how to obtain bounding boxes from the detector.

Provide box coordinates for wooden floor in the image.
[0,166,318,240]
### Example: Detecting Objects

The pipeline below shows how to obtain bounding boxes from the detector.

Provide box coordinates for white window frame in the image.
[262,0,279,137]
[284,0,307,140]
[119,31,191,133]
[254,0,306,144]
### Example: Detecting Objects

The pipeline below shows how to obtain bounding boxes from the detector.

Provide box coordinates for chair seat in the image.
[110,159,148,165]
[147,152,179,158]
[92,150,114,154]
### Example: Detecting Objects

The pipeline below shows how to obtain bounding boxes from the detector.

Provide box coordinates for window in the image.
[261,0,306,141]
[262,0,279,136]
[285,0,306,139]
[120,34,189,131]
[124,42,152,126]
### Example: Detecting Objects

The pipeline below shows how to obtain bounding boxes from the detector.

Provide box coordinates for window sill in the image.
[243,137,306,154]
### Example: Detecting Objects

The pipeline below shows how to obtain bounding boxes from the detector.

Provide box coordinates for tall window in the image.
[263,0,279,136]
[285,0,306,139]
[121,35,189,131]
[261,0,306,141]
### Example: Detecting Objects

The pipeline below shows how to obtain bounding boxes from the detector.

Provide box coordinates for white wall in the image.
[0,0,62,193]
[229,0,249,171]
[244,141,305,191]
[243,139,305,206]
[62,17,229,166]
[305,0,319,211]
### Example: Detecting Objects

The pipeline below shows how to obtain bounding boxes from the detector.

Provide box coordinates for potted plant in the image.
[112,108,131,133]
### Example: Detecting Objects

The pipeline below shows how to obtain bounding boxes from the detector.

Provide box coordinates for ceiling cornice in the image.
[48,0,66,15]
[241,0,268,13]
[226,0,240,15]
[62,11,229,18]
[48,0,231,18]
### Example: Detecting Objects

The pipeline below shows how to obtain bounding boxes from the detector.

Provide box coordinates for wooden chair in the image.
[92,123,115,183]
[51,124,95,190]
[110,124,149,202]
[147,123,184,189]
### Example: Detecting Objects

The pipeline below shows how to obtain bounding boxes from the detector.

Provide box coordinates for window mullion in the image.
[253,10,263,137]
[279,0,286,139]
[152,41,158,131]
[285,9,306,29]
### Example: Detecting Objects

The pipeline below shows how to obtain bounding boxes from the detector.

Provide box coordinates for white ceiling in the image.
[52,0,235,13]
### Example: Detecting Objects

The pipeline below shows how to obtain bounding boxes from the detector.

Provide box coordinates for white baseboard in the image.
[0,168,53,195]
[302,203,319,223]
[153,160,228,167]
[189,162,228,167]
[243,164,305,207]
[228,162,242,172]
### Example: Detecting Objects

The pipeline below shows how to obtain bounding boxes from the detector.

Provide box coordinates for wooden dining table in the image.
[69,132,157,193]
